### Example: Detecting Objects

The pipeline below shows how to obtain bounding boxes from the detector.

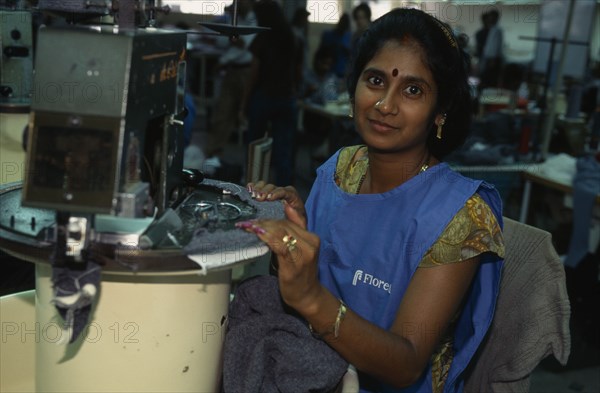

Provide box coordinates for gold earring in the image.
[436,116,446,140]
[349,106,354,118]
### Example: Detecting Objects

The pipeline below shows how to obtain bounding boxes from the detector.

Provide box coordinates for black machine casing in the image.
[0,10,33,111]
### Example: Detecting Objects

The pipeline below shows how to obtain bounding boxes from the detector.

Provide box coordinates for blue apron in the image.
[305,151,504,393]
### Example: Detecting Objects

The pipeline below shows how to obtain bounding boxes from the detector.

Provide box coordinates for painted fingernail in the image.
[266,193,273,200]
[253,226,267,235]
[235,221,254,229]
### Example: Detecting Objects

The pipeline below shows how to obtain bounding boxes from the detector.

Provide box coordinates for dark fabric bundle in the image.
[223,275,348,393]
[48,213,102,344]
[51,256,101,344]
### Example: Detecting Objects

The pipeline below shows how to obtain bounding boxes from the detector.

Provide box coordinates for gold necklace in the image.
[356,153,430,194]
[420,152,431,173]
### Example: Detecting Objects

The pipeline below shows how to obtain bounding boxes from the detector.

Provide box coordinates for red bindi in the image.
[392,68,398,77]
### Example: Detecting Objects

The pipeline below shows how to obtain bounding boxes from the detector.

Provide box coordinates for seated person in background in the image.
[291,7,311,88]
[303,45,340,105]
[351,2,372,59]
[301,45,342,157]
[239,8,505,393]
[319,12,352,79]
[478,9,503,89]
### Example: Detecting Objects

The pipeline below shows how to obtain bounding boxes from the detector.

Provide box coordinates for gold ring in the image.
[282,235,297,252]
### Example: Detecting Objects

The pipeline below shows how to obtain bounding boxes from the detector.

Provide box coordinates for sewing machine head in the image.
[21,1,187,217]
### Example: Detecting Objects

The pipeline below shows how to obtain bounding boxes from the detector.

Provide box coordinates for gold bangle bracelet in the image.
[309,299,347,339]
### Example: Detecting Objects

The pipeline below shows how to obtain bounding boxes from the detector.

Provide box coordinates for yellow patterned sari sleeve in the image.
[334,145,368,193]
[420,193,505,267]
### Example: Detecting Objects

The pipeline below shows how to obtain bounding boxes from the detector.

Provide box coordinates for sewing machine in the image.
[0,3,273,391]
[24,25,187,217]
[10,0,268,254]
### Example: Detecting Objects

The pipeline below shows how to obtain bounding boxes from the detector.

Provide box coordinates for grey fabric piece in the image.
[223,275,348,393]
[464,218,571,393]
[565,155,600,268]
[183,180,285,255]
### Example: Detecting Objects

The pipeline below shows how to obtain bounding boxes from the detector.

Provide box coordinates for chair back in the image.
[246,135,273,184]
[464,217,571,392]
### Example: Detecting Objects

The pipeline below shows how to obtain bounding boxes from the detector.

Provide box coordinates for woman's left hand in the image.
[236,202,323,313]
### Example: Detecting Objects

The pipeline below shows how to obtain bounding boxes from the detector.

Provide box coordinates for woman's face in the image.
[353,39,443,154]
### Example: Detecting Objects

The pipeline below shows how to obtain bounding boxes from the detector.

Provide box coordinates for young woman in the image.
[238,8,505,393]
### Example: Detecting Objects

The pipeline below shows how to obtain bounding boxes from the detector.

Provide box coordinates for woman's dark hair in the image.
[313,44,335,71]
[347,8,472,159]
[254,0,290,33]
[292,7,310,27]
[352,2,372,21]
[334,13,351,35]
[253,0,296,64]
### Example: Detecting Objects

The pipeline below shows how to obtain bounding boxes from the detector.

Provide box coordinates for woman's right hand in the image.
[247,181,307,226]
